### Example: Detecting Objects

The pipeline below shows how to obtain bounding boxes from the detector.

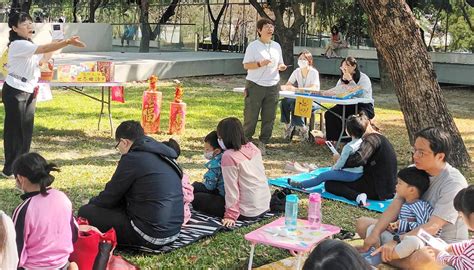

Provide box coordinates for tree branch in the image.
[206,0,216,22]
[215,0,229,24]
[249,0,272,21]
[460,2,474,32]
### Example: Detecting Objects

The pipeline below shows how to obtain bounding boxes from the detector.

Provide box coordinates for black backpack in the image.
[270,188,292,213]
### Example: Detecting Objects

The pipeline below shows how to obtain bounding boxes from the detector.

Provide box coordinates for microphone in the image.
[32,30,35,34]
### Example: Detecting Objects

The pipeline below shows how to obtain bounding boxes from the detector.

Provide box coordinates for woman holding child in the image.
[325,112,397,205]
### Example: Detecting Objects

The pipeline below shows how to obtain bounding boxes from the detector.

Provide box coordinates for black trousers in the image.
[2,83,36,175]
[191,182,225,218]
[78,204,163,250]
[324,103,374,141]
[325,176,394,202]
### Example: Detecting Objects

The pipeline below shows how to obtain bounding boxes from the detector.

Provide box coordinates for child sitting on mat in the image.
[162,138,194,225]
[288,113,368,205]
[436,185,473,269]
[365,167,437,264]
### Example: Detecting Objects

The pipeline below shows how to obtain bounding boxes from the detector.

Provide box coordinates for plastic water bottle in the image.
[308,193,321,229]
[285,194,299,232]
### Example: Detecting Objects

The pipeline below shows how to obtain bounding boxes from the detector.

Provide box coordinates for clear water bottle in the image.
[308,193,321,229]
[285,194,299,232]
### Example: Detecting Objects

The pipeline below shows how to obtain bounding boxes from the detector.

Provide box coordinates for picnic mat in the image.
[268,167,392,213]
[136,208,275,253]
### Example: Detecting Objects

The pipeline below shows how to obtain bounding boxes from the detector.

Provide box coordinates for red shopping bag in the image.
[111,86,125,103]
[69,218,117,270]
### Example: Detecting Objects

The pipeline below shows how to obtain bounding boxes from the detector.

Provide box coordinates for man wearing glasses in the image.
[357,127,468,269]
[78,120,184,251]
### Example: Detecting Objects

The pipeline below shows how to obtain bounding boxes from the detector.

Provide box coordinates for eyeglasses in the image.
[114,140,121,150]
[412,148,433,158]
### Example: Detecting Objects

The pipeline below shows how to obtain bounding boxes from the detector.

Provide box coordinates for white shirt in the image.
[288,67,320,90]
[5,40,42,93]
[243,39,283,87]
[336,71,372,100]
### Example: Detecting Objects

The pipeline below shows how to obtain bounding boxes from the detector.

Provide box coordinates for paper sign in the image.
[294,96,312,118]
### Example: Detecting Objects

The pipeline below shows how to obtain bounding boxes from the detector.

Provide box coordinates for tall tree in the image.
[150,0,181,40]
[249,0,305,79]
[359,0,470,167]
[205,0,228,51]
[137,0,151,52]
[11,0,32,14]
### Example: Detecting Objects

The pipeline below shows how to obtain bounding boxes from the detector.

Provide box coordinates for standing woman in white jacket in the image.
[2,12,85,177]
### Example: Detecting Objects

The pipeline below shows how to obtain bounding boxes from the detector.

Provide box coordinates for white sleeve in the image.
[243,43,255,64]
[287,69,297,85]
[357,74,372,98]
[9,40,38,58]
[277,43,284,64]
[309,69,320,90]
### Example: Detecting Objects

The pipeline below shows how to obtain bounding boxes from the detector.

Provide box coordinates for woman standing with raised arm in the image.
[2,12,85,177]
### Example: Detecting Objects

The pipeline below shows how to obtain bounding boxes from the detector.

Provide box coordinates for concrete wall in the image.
[295,46,474,85]
[0,23,112,53]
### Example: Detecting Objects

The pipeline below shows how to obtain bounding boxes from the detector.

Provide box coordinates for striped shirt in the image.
[398,200,438,235]
[437,239,474,270]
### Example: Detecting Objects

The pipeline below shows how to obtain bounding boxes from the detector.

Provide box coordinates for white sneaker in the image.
[356,193,368,206]
[296,125,309,141]
[283,125,295,140]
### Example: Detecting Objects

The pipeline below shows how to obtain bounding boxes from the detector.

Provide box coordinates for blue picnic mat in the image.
[268,167,392,213]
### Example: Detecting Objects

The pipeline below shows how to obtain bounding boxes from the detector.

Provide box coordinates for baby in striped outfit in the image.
[366,166,437,261]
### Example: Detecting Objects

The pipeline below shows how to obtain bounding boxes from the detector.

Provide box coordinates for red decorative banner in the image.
[111,86,125,103]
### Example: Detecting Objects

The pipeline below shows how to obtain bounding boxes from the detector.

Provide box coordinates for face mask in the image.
[298,60,308,68]
[203,151,214,160]
[15,178,25,194]
[217,138,227,150]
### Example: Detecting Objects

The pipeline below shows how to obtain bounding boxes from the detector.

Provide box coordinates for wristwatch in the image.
[393,234,401,244]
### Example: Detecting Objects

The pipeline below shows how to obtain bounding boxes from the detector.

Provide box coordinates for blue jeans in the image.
[280,98,320,127]
[300,169,363,189]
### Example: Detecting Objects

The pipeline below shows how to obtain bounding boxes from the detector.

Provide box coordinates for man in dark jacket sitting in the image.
[78,120,184,251]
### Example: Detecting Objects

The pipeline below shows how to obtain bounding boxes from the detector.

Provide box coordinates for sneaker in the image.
[283,125,295,140]
[356,193,368,206]
[302,163,318,171]
[283,161,309,173]
[255,141,266,156]
[287,178,304,189]
[296,125,309,141]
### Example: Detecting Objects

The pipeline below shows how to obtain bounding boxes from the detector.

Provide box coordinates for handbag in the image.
[70,218,140,270]
[270,188,292,213]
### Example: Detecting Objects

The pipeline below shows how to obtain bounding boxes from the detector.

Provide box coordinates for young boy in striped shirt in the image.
[366,167,436,262]
[436,185,473,269]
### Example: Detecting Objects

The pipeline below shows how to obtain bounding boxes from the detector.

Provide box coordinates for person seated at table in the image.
[217,117,271,228]
[288,113,368,204]
[303,239,371,270]
[162,138,194,225]
[78,120,184,251]
[192,131,226,217]
[12,152,78,269]
[324,113,397,203]
[280,50,320,141]
[324,56,374,145]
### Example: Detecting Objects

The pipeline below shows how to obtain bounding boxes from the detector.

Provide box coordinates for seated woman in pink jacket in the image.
[216,117,271,228]
[12,153,78,269]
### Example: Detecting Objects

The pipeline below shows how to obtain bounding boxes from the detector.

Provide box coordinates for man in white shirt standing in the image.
[242,18,287,154]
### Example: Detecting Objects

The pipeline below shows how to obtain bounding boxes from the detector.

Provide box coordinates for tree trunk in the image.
[206,0,228,51]
[151,0,181,40]
[359,0,470,167]
[89,0,101,23]
[376,49,395,93]
[138,0,151,52]
[11,0,31,14]
[73,0,79,23]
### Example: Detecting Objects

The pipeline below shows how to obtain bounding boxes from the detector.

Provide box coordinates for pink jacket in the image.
[12,189,77,269]
[221,142,271,221]
[182,174,194,225]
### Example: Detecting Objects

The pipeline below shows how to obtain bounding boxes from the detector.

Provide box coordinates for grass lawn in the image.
[0,75,472,269]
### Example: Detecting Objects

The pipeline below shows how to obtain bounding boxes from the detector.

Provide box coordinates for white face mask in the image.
[15,177,25,194]
[217,138,227,150]
[298,59,309,69]
[203,151,214,160]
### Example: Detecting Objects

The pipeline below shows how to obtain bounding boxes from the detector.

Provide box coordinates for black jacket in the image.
[90,136,184,238]
[344,133,397,200]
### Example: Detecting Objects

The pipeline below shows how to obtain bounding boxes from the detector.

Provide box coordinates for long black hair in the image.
[8,12,33,46]
[12,153,60,196]
[340,56,361,84]
[303,239,371,270]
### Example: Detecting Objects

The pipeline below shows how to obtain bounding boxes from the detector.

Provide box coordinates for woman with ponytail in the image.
[12,152,78,269]
[2,12,85,178]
